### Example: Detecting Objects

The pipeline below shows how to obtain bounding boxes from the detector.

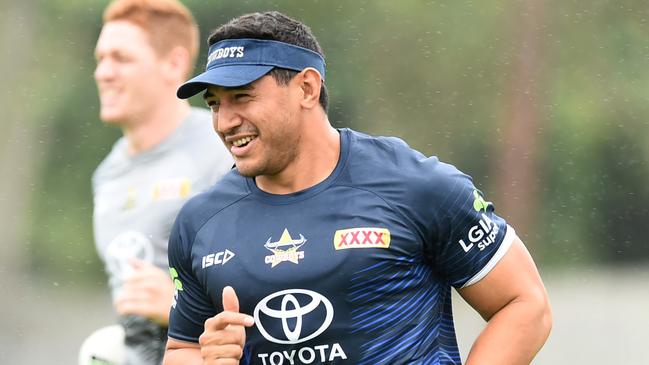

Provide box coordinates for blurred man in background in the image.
[81,0,232,364]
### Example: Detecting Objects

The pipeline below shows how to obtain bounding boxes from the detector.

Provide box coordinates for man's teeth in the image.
[232,136,255,147]
[102,89,118,98]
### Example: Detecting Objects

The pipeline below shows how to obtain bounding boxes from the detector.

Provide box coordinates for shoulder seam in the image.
[334,183,428,243]
[187,192,252,250]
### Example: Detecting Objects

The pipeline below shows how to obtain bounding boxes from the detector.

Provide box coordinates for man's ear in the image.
[297,67,322,109]
[161,46,191,85]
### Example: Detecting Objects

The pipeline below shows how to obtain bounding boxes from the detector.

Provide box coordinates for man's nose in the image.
[215,101,242,133]
[94,59,115,81]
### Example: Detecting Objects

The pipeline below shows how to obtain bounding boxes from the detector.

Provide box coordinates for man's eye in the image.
[113,53,132,63]
[234,93,250,100]
[208,102,220,112]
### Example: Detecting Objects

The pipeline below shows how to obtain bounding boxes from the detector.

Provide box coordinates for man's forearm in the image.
[465,296,552,365]
[162,347,202,365]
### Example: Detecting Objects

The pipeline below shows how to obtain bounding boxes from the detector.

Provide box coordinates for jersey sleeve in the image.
[418,159,517,288]
[167,211,217,343]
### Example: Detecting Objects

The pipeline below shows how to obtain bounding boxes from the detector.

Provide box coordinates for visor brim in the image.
[177,65,274,99]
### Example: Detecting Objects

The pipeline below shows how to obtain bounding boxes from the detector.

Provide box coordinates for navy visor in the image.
[177,38,326,99]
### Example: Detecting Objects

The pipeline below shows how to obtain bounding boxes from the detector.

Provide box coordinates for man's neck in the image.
[122,100,191,156]
[256,114,340,194]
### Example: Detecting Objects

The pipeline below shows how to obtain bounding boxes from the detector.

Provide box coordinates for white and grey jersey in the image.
[92,107,232,300]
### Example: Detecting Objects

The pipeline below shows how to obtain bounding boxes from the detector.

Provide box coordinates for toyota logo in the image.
[253,289,334,345]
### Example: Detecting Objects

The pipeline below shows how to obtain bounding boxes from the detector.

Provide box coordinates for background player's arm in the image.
[114,259,175,325]
[458,237,552,365]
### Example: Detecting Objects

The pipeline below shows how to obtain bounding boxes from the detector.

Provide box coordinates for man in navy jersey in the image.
[163,11,552,365]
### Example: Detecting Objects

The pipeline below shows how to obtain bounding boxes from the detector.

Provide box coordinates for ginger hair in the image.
[103,0,199,75]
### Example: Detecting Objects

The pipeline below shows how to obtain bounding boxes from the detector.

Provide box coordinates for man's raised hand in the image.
[199,286,255,364]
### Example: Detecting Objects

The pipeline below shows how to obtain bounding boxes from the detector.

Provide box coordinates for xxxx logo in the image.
[333,228,390,250]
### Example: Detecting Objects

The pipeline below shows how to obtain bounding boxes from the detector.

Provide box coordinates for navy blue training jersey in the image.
[168,128,516,364]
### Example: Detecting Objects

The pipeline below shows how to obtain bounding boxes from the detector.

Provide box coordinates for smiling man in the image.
[164,11,552,365]
[84,1,232,364]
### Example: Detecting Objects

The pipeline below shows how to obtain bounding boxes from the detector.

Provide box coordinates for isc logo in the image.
[201,249,235,268]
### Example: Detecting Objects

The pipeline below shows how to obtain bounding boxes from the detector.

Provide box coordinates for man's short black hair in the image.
[208,11,329,111]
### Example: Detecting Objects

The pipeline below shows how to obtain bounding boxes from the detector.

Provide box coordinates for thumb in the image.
[222,286,240,312]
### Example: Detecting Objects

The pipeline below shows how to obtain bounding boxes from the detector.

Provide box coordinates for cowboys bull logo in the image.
[264,229,307,268]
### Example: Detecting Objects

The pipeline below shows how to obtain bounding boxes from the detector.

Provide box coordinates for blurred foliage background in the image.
[1,0,648,362]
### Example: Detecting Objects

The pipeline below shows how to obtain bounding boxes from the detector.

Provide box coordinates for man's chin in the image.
[99,110,125,125]
[234,162,259,177]
[236,166,256,177]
